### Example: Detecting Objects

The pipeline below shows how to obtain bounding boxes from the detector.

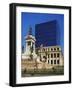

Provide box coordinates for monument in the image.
[22,27,37,60]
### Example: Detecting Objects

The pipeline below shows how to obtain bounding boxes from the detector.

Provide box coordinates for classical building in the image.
[36,45,64,67]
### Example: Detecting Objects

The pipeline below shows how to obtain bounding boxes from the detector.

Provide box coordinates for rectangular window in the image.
[51,54,53,58]
[48,60,49,64]
[57,53,60,57]
[54,53,56,58]
[51,60,53,64]
[57,60,60,64]
[54,60,56,64]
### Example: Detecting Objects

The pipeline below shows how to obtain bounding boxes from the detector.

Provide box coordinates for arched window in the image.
[51,48,53,51]
[54,48,56,51]
[57,48,59,50]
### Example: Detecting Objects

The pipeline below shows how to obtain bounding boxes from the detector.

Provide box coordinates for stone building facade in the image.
[36,45,64,69]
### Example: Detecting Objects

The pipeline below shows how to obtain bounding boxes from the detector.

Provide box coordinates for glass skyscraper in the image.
[35,20,60,48]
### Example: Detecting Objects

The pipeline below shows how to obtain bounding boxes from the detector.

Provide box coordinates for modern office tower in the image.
[35,20,60,48]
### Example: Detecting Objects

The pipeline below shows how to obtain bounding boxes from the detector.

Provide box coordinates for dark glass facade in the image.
[35,20,60,48]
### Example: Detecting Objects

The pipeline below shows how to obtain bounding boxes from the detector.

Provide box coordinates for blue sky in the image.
[21,12,64,53]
